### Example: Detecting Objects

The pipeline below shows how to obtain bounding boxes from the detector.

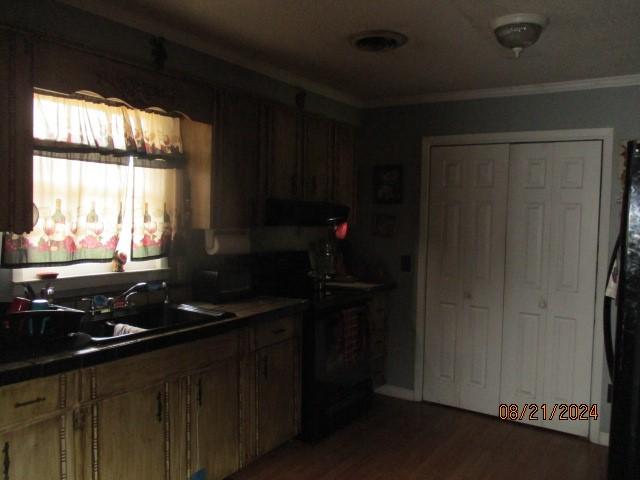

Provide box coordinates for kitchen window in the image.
[2,90,183,279]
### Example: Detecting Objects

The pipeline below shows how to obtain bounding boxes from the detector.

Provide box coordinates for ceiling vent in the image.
[350,30,408,52]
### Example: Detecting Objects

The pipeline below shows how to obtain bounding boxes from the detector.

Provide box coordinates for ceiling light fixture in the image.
[350,30,408,52]
[491,13,549,58]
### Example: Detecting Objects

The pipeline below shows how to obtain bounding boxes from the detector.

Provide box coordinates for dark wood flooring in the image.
[233,395,608,480]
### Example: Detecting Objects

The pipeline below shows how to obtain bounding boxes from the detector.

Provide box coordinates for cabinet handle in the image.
[290,175,297,196]
[14,396,45,408]
[156,392,162,423]
[539,297,548,309]
[197,379,203,407]
[312,176,317,194]
[2,442,9,480]
[263,355,268,380]
[271,328,286,335]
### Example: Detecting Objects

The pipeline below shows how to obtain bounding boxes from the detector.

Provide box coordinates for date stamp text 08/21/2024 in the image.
[498,403,599,422]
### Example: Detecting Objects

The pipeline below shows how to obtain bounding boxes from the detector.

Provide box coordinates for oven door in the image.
[313,304,370,397]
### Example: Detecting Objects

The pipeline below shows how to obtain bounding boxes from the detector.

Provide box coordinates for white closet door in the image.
[501,141,601,436]
[424,145,508,414]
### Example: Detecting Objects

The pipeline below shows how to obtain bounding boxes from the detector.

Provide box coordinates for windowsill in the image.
[3,267,171,301]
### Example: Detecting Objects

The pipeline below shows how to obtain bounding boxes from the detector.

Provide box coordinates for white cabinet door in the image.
[501,141,601,436]
[424,145,508,414]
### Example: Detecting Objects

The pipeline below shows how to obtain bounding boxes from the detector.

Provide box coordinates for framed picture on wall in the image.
[372,213,397,238]
[373,164,403,204]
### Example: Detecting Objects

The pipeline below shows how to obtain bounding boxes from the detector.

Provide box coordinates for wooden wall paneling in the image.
[332,122,357,220]
[33,40,214,123]
[182,118,214,229]
[0,29,33,233]
[212,89,261,228]
[266,103,301,200]
[302,113,333,201]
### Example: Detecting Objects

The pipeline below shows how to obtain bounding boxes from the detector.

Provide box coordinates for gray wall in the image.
[355,85,640,431]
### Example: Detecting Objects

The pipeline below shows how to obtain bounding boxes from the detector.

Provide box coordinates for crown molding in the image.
[365,73,640,108]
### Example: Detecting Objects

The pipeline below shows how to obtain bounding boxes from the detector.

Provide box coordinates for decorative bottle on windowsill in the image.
[83,201,105,258]
[48,198,71,262]
[161,202,172,255]
[141,201,159,257]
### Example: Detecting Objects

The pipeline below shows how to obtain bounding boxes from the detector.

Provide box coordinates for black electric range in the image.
[252,251,374,441]
[196,251,374,441]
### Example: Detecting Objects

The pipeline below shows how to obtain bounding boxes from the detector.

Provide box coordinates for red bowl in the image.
[36,272,59,280]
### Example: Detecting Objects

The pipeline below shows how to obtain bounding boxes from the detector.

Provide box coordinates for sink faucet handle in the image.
[80,297,96,316]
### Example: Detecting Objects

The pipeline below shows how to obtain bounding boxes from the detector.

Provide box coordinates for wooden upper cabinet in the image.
[183,119,213,230]
[265,103,300,200]
[302,113,333,201]
[0,30,34,233]
[332,122,357,218]
[212,89,261,228]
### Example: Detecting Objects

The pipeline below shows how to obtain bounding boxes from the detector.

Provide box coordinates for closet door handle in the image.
[197,378,203,407]
[539,297,548,309]
[463,291,472,300]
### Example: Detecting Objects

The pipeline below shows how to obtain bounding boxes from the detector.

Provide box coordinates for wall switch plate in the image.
[401,255,411,272]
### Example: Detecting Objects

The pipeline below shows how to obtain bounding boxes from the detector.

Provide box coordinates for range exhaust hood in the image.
[265,198,350,226]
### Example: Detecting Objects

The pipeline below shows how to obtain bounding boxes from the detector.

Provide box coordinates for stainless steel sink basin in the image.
[77,303,235,344]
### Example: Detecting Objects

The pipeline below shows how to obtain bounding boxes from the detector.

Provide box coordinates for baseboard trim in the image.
[375,384,417,401]
[598,432,610,447]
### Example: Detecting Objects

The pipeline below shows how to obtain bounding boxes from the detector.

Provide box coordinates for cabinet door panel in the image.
[267,104,300,200]
[97,384,167,480]
[257,340,296,455]
[213,90,261,228]
[303,115,332,201]
[193,360,239,480]
[0,415,69,480]
[332,122,356,218]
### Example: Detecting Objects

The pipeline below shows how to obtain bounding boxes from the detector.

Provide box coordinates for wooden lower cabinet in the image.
[0,320,302,480]
[0,414,72,480]
[91,382,170,480]
[190,359,239,480]
[256,338,298,456]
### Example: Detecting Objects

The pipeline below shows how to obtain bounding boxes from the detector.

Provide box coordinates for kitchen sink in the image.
[77,303,236,344]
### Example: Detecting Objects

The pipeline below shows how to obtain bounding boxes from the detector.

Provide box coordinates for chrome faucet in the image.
[121,281,169,307]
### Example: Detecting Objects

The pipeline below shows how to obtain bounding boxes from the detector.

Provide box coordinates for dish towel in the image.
[113,323,147,336]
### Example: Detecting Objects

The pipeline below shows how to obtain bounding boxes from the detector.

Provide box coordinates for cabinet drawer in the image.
[254,316,296,350]
[81,332,239,401]
[0,374,70,429]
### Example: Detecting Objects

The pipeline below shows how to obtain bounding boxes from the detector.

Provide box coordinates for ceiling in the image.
[57,0,640,107]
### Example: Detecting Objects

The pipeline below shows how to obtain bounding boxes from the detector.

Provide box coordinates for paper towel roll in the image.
[204,230,251,255]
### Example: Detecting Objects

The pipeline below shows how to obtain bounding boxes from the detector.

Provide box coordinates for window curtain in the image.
[131,164,177,260]
[2,91,183,267]
[32,92,184,163]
